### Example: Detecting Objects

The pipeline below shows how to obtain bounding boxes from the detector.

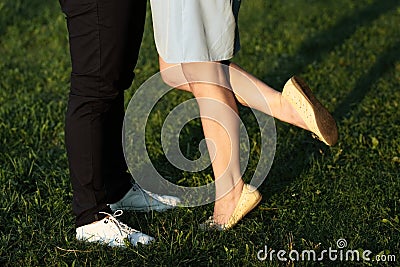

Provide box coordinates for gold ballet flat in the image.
[282,76,338,146]
[200,184,262,231]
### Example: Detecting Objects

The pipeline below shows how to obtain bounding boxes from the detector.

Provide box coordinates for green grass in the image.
[1,0,399,266]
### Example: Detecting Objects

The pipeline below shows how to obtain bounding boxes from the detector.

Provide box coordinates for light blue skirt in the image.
[150,0,241,63]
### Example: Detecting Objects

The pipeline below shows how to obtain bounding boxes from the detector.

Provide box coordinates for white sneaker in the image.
[76,210,154,247]
[109,183,181,212]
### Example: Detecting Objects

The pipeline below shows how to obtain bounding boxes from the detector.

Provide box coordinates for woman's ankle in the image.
[213,180,245,224]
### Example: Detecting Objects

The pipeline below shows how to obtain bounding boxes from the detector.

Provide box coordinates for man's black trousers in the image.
[59,0,147,227]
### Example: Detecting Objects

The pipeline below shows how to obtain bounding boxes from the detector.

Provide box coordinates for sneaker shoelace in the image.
[99,210,138,238]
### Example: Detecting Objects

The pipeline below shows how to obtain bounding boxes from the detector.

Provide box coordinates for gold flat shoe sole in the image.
[282,76,338,146]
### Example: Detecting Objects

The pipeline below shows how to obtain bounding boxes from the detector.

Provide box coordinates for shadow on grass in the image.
[333,41,400,119]
[263,0,400,194]
[267,0,400,79]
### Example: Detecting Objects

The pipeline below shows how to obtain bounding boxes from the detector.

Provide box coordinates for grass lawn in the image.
[0,0,399,266]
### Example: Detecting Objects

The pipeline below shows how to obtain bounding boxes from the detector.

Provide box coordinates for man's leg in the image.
[60,0,147,227]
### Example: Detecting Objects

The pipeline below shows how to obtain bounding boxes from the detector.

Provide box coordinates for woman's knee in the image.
[159,69,184,89]
[181,62,230,89]
[159,57,191,91]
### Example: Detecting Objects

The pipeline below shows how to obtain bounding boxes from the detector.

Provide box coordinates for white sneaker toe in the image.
[128,232,155,246]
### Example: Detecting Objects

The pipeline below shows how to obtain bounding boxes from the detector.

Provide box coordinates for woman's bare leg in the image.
[159,57,309,130]
[183,62,246,224]
[160,58,245,224]
[227,62,308,130]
